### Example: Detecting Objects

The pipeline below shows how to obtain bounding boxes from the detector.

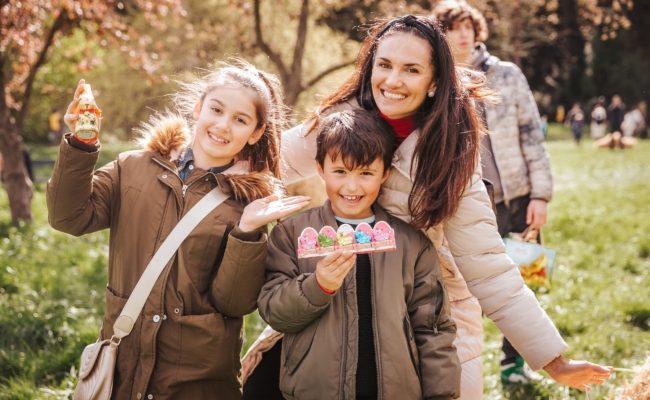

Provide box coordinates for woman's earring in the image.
[427,90,435,98]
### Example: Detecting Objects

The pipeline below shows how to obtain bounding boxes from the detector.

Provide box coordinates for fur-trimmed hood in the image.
[136,114,283,203]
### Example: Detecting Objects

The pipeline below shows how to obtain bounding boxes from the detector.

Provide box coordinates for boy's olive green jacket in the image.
[47,116,278,400]
[258,201,460,400]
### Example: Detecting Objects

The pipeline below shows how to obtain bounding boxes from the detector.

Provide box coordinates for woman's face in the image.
[371,32,435,119]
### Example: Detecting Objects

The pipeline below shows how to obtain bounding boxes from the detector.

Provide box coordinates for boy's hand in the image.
[526,199,548,229]
[315,250,356,292]
[239,195,310,232]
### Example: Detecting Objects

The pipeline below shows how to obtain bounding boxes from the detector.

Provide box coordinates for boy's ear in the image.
[381,167,391,184]
[248,124,266,145]
[316,162,325,180]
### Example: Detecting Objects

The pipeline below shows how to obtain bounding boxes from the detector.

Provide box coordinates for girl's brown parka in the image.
[47,116,277,400]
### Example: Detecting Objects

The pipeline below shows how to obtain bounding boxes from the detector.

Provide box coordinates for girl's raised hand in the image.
[238,195,310,232]
[63,79,87,133]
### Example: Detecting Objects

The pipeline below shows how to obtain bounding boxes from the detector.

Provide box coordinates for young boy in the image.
[257,110,460,399]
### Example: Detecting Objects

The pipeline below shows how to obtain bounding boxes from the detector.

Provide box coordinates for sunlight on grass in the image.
[482,140,650,399]
[0,138,648,398]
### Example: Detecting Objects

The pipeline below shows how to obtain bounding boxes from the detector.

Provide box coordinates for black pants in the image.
[242,339,284,400]
[495,195,533,366]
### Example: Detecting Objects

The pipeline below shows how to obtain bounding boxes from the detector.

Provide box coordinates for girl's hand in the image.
[64,79,87,133]
[543,355,612,391]
[238,195,310,232]
[315,250,356,292]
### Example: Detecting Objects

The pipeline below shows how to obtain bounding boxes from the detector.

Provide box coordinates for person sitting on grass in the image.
[257,109,461,400]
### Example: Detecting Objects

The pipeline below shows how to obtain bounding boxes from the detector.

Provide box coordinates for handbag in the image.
[74,187,229,400]
[503,227,556,290]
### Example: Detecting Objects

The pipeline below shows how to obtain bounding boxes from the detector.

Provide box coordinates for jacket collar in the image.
[318,199,391,227]
[470,42,497,72]
[141,114,281,202]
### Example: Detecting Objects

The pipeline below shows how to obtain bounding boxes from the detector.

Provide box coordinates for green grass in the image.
[28,141,137,183]
[482,139,650,399]
[1,136,649,398]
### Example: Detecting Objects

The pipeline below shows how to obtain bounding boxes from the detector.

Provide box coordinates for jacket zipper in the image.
[370,255,382,400]
[339,278,348,400]
[142,157,189,394]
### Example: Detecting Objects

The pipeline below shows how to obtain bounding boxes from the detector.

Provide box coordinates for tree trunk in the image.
[558,0,585,103]
[0,112,33,225]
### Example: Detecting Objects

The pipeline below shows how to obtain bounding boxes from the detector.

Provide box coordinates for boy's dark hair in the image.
[431,0,489,42]
[315,110,395,173]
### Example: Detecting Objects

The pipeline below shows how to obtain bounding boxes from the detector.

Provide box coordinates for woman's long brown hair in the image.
[318,15,489,230]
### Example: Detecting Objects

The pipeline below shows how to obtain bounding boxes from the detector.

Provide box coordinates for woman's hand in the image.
[238,195,310,232]
[63,79,87,133]
[543,355,612,391]
[315,250,356,292]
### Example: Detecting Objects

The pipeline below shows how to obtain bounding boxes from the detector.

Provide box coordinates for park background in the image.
[1,0,649,399]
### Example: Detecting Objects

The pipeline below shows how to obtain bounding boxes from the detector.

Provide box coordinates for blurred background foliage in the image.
[5,0,648,144]
[2,0,650,398]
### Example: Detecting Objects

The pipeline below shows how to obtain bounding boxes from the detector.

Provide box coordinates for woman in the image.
[259,15,611,399]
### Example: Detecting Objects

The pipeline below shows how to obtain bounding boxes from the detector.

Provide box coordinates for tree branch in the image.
[0,56,6,112]
[254,0,288,83]
[290,0,309,80]
[305,59,355,89]
[16,8,68,131]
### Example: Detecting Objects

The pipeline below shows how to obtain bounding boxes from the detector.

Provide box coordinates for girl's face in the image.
[192,85,264,168]
[445,18,476,62]
[371,32,436,120]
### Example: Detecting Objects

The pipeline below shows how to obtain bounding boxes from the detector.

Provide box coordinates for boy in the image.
[257,110,460,399]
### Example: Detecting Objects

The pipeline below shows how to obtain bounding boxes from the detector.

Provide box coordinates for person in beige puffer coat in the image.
[431,0,555,386]
[243,14,612,400]
[48,62,309,400]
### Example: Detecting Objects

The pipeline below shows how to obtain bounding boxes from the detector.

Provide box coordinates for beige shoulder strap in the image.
[112,187,229,338]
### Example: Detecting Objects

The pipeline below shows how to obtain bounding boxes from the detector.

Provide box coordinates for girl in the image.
[247,15,611,399]
[47,60,309,399]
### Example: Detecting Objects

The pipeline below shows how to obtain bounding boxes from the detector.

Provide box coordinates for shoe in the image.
[500,356,544,385]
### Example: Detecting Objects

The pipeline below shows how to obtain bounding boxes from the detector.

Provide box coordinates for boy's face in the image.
[317,153,389,220]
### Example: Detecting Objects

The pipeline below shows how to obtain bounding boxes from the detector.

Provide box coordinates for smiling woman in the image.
[370,32,435,120]
[271,14,612,400]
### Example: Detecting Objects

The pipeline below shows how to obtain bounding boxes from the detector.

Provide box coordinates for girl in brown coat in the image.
[47,60,309,400]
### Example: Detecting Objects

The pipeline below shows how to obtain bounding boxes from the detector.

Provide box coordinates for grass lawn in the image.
[482,138,650,399]
[1,133,649,398]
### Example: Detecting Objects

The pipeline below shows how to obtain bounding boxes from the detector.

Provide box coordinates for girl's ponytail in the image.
[240,66,287,178]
